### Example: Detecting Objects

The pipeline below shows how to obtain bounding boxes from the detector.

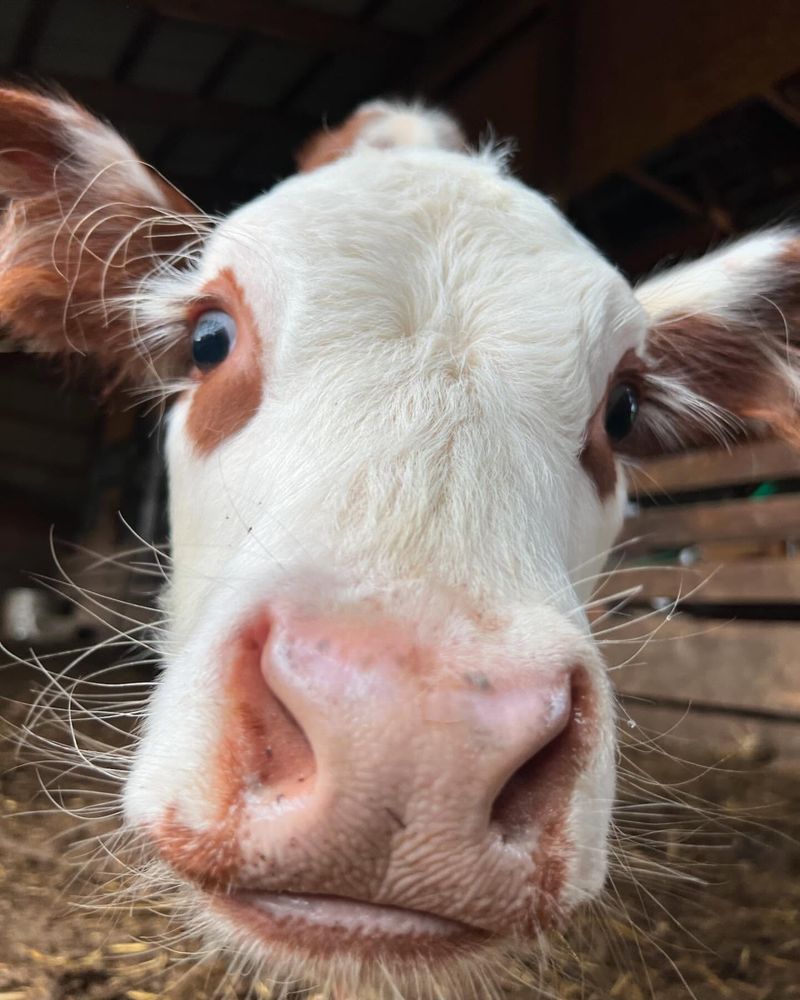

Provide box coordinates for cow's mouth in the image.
[211,889,489,957]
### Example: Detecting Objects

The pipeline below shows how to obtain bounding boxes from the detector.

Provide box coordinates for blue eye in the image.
[191,310,236,371]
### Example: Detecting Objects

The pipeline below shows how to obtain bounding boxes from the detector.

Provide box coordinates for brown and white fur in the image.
[2,88,799,999]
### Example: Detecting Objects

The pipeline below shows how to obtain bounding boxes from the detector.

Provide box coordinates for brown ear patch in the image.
[641,276,800,453]
[630,237,800,456]
[0,86,195,382]
[580,349,645,499]
[185,267,264,455]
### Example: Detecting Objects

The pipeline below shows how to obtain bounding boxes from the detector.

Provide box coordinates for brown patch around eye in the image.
[185,267,264,455]
[580,348,645,500]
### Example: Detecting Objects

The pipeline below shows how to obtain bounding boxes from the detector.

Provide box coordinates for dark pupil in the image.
[191,310,235,370]
[605,383,639,442]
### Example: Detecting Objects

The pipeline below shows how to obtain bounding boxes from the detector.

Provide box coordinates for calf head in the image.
[2,89,799,997]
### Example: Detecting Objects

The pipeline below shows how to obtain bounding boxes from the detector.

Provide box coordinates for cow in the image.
[1,89,798,999]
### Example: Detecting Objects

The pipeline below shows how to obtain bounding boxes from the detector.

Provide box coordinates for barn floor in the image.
[1,697,799,1000]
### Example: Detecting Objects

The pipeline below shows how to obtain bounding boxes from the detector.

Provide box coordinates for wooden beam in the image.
[132,0,413,54]
[596,557,800,606]
[567,0,800,194]
[407,0,549,95]
[196,32,251,99]
[762,85,800,130]
[618,494,800,557]
[13,0,57,69]
[433,3,556,192]
[602,215,719,279]
[625,440,800,497]
[622,166,734,234]
[2,70,314,137]
[619,701,800,770]
[604,613,800,719]
[112,7,159,83]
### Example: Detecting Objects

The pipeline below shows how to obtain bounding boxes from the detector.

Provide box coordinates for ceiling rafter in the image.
[566,0,800,195]
[112,7,160,83]
[405,0,550,96]
[3,70,315,136]
[762,85,800,130]
[13,0,58,69]
[122,0,414,54]
[208,0,399,188]
[622,166,735,235]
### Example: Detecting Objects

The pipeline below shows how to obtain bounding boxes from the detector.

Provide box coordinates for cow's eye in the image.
[605,383,639,442]
[191,310,236,371]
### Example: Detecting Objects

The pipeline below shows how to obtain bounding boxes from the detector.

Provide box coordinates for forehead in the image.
[191,150,643,409]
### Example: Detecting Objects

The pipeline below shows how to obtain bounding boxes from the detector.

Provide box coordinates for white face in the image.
[3,86,795,1000]
[123,146,648,994]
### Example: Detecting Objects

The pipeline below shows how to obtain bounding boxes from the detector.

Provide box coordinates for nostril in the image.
[489,670,592,844]
[229,626,316,805]
[258,681,316,801]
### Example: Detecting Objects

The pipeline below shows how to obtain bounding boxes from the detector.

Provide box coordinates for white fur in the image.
[354,100,465,155]
[636,228,798,321]
[12,97,797,999]
[122,140,641,994]
[635,229,800,446]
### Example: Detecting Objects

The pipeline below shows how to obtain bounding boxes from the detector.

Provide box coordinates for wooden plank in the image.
[567,0,800,193]
[625,439,800,496]
[596,557,800,605]
[619,493,800,556]
[137,0,412,53]
[619,701,800,772]
[603,613,800,717]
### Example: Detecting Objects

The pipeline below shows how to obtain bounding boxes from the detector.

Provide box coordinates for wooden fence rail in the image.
[600,439,800,768]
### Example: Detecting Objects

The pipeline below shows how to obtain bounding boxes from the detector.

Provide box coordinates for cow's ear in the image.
[0,86,199,381]
[296,99,466,172]
[629,229,800,455]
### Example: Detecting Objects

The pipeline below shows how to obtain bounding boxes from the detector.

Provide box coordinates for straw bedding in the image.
[1,711,798,1000]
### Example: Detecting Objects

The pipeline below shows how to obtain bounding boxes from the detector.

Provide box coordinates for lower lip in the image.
[213,890,485,956]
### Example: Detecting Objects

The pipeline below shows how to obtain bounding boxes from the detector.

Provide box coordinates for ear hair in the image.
[630,229,800,455]
[0,85,203,383]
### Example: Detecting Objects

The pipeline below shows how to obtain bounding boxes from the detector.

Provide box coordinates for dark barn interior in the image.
[1,1,800,998]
